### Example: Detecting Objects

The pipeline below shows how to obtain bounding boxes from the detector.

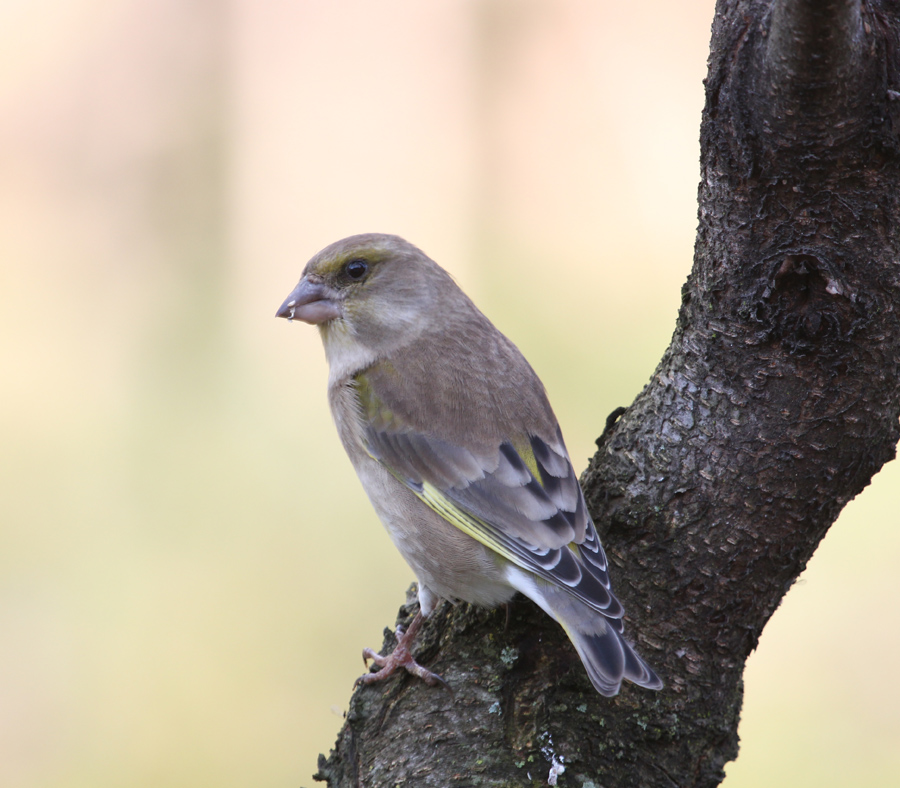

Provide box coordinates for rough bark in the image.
[311,1,900,786]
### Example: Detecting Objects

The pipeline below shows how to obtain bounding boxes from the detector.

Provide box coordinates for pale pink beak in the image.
[276,278,342,325]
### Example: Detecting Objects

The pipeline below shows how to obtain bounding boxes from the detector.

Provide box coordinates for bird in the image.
[276,233,662,697]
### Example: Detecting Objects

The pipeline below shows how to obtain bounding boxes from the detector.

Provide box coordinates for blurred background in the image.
[1,0,897,785]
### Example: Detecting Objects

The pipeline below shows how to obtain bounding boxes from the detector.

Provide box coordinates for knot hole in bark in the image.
[754,252,856,352]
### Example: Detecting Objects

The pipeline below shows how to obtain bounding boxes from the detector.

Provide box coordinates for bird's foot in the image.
[354,611,449,690]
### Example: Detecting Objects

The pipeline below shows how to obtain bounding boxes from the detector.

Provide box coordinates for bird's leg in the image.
[355,610,448,690]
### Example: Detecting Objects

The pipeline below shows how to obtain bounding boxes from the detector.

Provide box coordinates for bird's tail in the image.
[509,570,663,697]
[559,612,663,697]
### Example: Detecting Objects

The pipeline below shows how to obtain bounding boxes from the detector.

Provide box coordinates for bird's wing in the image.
[353,366,624,620]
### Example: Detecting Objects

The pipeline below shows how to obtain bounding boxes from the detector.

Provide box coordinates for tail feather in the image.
[571,625,663,697]
[622,635,661,688]
[506,567,663,696]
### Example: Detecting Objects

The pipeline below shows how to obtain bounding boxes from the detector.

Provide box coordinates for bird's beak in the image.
[276,277,342,325]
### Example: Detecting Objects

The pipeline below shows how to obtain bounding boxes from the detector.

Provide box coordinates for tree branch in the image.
[764,0,869,136]
[310,2,900,786]
[767,0,864,86]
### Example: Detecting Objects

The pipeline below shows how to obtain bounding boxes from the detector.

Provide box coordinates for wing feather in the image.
[356,367,622,617]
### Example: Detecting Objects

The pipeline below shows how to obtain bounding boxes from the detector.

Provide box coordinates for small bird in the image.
[276,233,662,696]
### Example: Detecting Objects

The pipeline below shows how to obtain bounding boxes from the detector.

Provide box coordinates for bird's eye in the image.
[345,259,369,280]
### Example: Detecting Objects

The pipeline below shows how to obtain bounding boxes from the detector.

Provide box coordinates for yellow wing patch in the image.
[510,436,540,480]
[418,481,521,565]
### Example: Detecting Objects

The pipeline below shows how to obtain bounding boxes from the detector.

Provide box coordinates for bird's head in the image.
[277,233,462,367]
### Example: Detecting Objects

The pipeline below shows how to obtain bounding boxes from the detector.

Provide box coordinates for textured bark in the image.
[311,2,900,786]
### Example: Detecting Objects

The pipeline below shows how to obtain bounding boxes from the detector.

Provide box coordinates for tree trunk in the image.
[311,1,900,786]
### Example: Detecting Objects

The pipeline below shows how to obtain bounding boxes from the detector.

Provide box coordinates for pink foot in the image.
[355,611,449,690]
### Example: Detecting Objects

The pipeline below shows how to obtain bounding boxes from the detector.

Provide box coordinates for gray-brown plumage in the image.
[277,233,662,696]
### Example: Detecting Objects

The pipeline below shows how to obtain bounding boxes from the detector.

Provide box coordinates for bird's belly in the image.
[353,456,516,609]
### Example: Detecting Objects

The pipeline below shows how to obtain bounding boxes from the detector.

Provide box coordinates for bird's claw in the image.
[353,612,451,693]
[355,647,448,690]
